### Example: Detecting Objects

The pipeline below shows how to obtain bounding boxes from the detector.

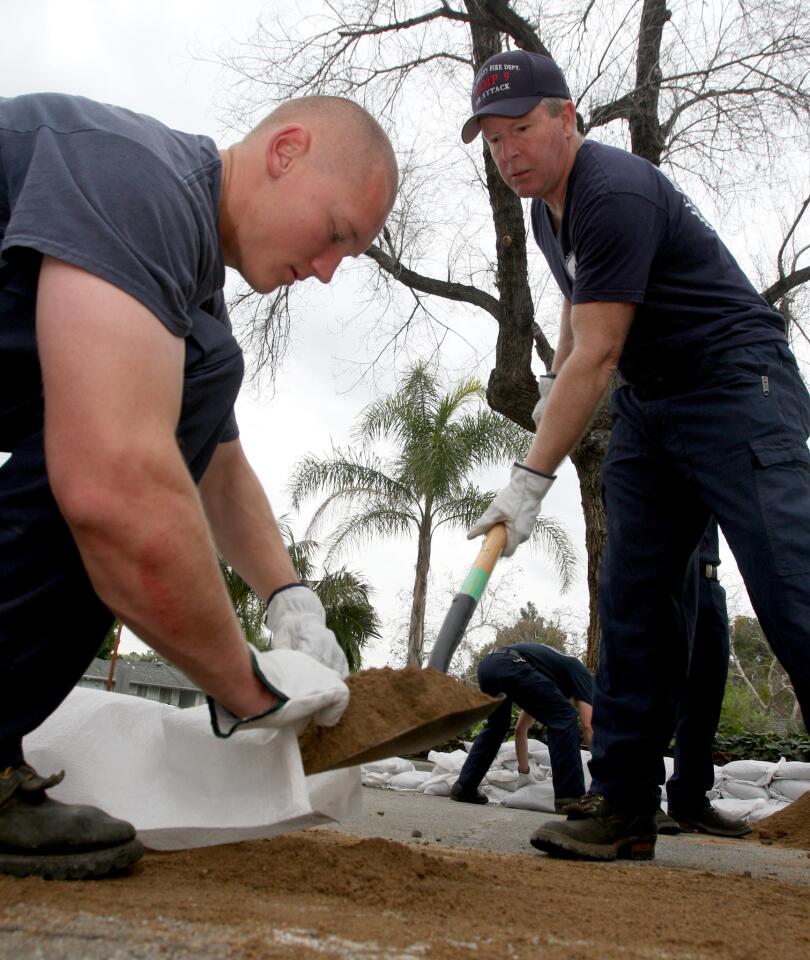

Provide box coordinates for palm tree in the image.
[219,522,381,672]
[289,362,576,666]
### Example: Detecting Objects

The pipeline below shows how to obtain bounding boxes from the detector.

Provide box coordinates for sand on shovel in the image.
[299,666,499,775]
[753,792,810,851]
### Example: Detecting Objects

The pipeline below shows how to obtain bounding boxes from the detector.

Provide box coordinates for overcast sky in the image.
[2,0,759,663]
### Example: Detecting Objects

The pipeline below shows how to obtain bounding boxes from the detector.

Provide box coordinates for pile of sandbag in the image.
[362,741,810,822]
[714,757,810,822]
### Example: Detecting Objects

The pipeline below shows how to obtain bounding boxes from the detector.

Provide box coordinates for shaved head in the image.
[248,95,398,204]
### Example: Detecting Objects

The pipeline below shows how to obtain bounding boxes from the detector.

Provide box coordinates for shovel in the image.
[300,524,507,775]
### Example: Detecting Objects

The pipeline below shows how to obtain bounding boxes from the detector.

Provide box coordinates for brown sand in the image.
[2,829,809,959]
[755,792,810,850]
[300,667,497,773]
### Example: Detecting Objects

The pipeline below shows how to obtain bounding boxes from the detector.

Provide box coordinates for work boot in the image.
[449,780,489,804]
[670,804,752,838]
[554,796,582,815]
[530,793,657,861]
[0,764,144,880]
[654,807,681,835]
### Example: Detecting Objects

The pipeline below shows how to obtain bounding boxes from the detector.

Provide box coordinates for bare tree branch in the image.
[365,241,502,319]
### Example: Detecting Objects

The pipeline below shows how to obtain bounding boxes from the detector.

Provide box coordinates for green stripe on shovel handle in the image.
[427,523,507,672]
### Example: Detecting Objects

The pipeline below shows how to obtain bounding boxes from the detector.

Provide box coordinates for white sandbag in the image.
[500,780,557,813]
[426,749,468,773]
[485,768,521,789]
[721,759,776,786]
[581,750,592,792]
[362,757,415,776]
[361,770,393,788]
[718,776,771,801]
[481,784,511,805]
[772,760,810,781]
[495,741,518,762]
[711,797,772,822]
[387,770,432,792]
[419,776,453,796]
[745,799,792,823]
[529,742,551,764]
[769,778,810,802]
[24,686,359,851]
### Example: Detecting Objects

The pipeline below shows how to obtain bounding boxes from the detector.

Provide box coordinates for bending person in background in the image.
[450,643,592,811]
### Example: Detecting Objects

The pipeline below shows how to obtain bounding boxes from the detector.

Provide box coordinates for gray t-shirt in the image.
[0,93,241,478]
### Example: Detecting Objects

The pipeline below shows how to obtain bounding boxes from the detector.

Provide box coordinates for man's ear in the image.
[265,124,311,178]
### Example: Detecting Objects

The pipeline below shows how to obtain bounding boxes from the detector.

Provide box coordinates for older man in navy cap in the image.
[463,50,810,861]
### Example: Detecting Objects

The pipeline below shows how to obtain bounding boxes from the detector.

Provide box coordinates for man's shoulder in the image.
[572,139,665,206]
[0,92,214,171]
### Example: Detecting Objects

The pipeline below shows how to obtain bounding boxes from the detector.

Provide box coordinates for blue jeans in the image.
[591,341,810,812]
[457,648,586,801]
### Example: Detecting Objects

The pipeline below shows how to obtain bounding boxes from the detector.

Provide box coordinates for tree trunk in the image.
[407,507,433,665]
[570,431,609,671]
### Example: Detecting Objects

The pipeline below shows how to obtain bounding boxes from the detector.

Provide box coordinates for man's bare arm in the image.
[198,438,299,602]
[524,301,635,476]
[575,700,593,748]
[36,257,274,717]
[514,709,535,774]
[550,298,573,373]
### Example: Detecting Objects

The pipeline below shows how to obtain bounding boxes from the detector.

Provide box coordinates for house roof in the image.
[83,657,200,691]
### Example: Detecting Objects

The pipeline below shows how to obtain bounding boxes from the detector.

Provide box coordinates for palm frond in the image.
[324,507,417,566]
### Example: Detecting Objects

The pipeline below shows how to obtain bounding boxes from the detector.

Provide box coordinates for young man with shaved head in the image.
[0,93,397,879]
[463,50,810,861]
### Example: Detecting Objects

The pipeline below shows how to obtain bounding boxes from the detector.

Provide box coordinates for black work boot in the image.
[449,780,489,804]
[654,806,681,835]
[0,765,144,880]
[670,804,752,838]
[530,793,657,861]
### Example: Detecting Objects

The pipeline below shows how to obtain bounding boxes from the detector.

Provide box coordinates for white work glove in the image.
[531,373,557,427]
[467,463,555,557]
[516,770,535,789]
[208,648,349,738]
[264,584,349,678]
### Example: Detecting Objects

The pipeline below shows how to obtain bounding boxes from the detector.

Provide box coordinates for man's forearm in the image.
[550,299,573,373]
[199,440,299,603]
[524,349,613,476]
[61,446,274,718]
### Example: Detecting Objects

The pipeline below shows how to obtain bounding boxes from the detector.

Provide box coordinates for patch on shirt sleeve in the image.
[565,252,577,281]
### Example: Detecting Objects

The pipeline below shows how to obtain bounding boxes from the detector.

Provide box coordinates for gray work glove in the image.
[264,584,349,678]
[531,373,557,427]
[208,648,349,738]
[467,463,555,557]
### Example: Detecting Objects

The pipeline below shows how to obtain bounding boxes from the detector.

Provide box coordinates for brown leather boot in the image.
[530,793,657,861]
[0,764,144,879]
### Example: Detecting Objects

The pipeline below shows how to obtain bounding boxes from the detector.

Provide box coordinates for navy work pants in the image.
[666,520,730,813]
[591,341,810,813]
[457,647,586,801]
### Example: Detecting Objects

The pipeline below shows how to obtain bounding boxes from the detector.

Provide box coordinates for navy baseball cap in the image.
[461,50,571,144]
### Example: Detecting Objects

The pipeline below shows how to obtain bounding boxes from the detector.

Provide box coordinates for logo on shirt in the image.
[565,252,577,281]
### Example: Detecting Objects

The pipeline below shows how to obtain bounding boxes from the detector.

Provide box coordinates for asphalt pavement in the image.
[329,784,810,885]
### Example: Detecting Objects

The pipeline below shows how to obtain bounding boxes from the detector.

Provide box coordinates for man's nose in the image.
[311,250,344,284]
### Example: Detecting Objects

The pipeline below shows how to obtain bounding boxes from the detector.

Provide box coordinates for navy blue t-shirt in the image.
[0,93,241,479]
[507,642,593,703]
[531,140,785,382]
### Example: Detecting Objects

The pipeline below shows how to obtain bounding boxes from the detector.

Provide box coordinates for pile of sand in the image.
[300,667,496,773]
[755,792,810,850]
